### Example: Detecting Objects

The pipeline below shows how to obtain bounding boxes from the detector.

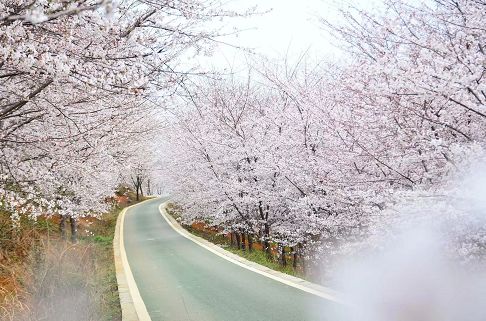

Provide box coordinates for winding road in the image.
[122,198,339,321]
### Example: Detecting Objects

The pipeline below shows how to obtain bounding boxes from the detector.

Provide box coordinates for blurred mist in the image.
[331,161,486,321]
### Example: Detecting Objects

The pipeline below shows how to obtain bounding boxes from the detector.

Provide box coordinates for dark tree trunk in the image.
[59,215,67,240]
[247,234,253,252]
[263,223,272,258]
[241,232,246,250]
[279,244,287,267]
[235,232,241,249]
[258,201,272,258]
[133,175,144,201]
[70,216,77,243]
[291,246,298,269]
[299,243,306,275]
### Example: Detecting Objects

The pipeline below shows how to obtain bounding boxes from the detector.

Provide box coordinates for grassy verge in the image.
[165,203,303,278]
[225,247,299,276]
[79,204,124,321]
[0,197,145,321]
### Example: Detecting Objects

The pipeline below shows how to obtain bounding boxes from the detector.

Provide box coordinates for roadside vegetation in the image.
[1,2,240,319]
[166,203,305,279]
[161,1,486,285]
[0,188,139,321]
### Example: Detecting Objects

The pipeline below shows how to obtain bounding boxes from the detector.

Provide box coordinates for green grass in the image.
[87,197,153,319]
[226,247,299,276]
[93,235,113,246]
[81,205,123,321]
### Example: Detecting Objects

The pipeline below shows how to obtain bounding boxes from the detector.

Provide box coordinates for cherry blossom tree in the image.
[161,0,486,276]
[1,0,251,238]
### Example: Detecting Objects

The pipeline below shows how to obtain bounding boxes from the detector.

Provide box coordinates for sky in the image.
[223,0,332,58]
[195,0,382,72]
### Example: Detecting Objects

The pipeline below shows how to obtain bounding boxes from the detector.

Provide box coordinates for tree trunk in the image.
[235,232,241,249]
[248,234,253,252]
[258,201,272,258]
[230,232,235,247]
[299,243,306,275]
[241,232,246,250]
[302,256,306,275]
[70,216,77,243]
[263,223,272,258]
[59,215,67,240]
[291,246,298,269]
[279,244,287,267]
[135,175,144,201]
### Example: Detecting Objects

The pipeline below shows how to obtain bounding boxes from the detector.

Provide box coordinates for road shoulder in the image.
[114,201,153,321]
[158,201,342,303]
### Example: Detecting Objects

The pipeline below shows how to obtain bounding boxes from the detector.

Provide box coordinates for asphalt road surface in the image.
[123,198,339,321]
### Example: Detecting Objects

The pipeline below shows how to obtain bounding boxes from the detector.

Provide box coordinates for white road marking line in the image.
[158,202,343,303]
[118,201,154,321]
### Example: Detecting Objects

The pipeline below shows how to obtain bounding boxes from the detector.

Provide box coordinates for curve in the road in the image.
[121,198,340,321]
[157,202,340,302]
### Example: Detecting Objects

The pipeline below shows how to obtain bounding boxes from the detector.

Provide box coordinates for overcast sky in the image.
[193,0,382,72]
[194,0,332,72]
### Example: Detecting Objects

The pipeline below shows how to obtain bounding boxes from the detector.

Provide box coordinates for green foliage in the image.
[93,235,113,246]
[86,207,123,320]
[227,248,299,276]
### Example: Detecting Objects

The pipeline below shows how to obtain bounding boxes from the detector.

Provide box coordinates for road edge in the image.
[158,201,343,303]
[114,201,153,321]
